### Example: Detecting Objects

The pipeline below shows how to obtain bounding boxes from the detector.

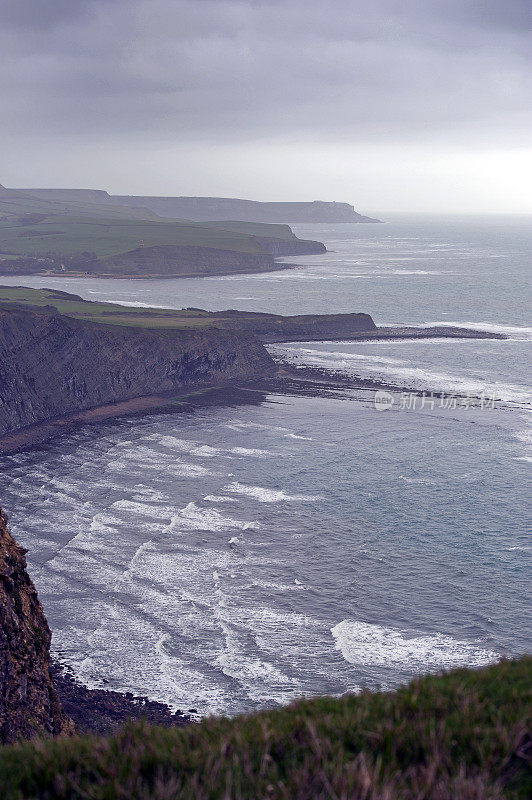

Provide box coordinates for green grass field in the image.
[0,657,529,799]
[0,286,219,328]
[0,190,297,261]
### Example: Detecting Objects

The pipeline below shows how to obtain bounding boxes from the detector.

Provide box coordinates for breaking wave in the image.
[331,620,498,670]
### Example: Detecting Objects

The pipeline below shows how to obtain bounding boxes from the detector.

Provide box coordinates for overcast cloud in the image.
[1,0,530,211]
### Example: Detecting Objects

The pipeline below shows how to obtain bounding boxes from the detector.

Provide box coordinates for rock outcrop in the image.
[50,662,190,735]
[0,306,275,437]
[208,310,377,342]
[0,508,73,743]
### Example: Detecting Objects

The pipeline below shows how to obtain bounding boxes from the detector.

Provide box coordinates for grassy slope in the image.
[0,658,529,799]
[0,194,296,260]
[0,288,374,339]
[0,286,218,328]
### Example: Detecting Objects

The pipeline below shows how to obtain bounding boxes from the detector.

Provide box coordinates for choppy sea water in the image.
[0,214,530,715]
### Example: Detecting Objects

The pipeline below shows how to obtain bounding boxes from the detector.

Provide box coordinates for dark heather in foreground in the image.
[0,657,530,799]
[0,508,73,744]
[0,306,275,437]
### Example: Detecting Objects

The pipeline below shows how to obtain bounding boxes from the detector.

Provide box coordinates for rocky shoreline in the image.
[0,301,506,457]
[0,305,275,440]
[0,239,326,280]
[256,323,505,344]
[0,383,269,456]
[50,662,191,735]
[0,261,294,280]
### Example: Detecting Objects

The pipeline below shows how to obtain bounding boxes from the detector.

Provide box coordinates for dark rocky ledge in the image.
[288,324,506,343]
[50,662,191,735]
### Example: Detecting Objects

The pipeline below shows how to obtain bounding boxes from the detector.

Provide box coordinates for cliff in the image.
[111,196,381,223]
[254,236,326,257]
[206,310,377,342]
[100,244,276,277]
[15,189,380,223]
[0,238,325,279]
[0,307,275,438]
[0,508,73,744]
[100,238,325,275]
[1,186,327,279]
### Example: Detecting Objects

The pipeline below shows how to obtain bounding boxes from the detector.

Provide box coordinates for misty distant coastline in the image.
[0,184,385,279]
[15,189,382,224]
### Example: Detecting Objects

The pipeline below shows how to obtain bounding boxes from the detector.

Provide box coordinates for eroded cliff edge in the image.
[0,306,276,438]
[0,508,73,743]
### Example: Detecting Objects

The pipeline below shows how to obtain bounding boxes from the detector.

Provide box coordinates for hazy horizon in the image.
[7,185,532,219]
[1,0,531,214]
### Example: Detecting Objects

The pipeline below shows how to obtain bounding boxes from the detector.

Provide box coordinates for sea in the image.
[0,213,530,716]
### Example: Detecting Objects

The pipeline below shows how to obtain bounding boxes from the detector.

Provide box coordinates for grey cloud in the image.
[0,0,530,147]
[0,0,124,30]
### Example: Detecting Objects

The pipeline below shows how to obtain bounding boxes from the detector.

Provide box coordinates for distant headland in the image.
[14,188,382,223]
[0,286,504,454]
[0,184,380,279]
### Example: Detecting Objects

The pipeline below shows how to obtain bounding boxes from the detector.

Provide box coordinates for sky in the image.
[1,0,531,213]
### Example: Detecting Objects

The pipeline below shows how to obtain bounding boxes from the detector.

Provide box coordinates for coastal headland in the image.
[0,287,505,454]
[0,184,338,279]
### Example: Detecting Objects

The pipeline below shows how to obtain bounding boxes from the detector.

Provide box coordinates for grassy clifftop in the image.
[0,187,322,279]
[0,286,377,341]
[0,657,529,799]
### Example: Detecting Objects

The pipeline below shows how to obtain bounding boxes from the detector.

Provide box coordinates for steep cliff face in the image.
[0,240,326,278]
[254,237,326,256]
[0,307,275,437]
[110,196,381,223]
[0,508,73,743]
[100,244,275,276]
[13,190,381,223]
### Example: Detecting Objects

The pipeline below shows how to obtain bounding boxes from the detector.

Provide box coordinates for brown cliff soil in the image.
[0,508,73,744]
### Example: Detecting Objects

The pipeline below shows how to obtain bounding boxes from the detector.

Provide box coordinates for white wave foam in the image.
[190,445,222,457]
[114,301,172,309]
[427,321,532,341]
[223,421,290,432]
[510,416,532,461]
[224,482,322,503]
[285,433,313,440]
[331,620,498,669]
[110,500,176,519]
[170,462,213,477]
[227,446,273,456]
[204,495,238,503]
[167,502,259,532]
[399,475,437,485]
[271,345,531,404]
[152,435,197,451]
[388,269,442,275]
